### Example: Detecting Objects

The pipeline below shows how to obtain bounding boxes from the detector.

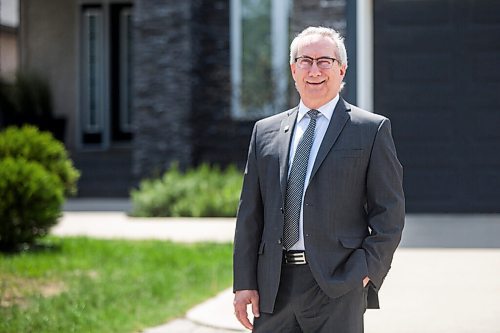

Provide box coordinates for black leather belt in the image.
[283,250,307,265]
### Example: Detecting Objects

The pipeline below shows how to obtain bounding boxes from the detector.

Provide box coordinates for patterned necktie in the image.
[283,109,320,250]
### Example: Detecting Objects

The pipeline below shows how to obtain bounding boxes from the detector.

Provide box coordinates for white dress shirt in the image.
[287,95,339,250]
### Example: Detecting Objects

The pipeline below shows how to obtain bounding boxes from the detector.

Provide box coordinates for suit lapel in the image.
[278,107,298,204]
[309,99,350,182]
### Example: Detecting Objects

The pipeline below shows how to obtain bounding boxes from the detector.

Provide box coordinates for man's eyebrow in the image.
[298,56,335,59]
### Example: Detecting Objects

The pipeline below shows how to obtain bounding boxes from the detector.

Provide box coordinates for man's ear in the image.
[290,63,297,81]
[339,64,347,78]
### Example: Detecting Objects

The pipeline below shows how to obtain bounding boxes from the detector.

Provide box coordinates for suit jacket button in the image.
[280,207,284,214]
[277,239,282,245]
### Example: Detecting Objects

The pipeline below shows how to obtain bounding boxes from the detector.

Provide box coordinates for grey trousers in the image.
[253,263,367,333]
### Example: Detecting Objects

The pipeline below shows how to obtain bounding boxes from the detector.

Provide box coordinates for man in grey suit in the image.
[233,26,405,333]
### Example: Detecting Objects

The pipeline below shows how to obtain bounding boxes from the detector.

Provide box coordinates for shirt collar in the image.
[297,95,340,122]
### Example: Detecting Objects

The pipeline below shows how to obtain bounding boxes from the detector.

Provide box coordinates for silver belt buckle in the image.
[285,251,307,265]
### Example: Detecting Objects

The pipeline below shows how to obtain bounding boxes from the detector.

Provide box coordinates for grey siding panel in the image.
[374,0,500,212]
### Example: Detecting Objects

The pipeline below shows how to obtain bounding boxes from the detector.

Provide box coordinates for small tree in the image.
[0,126,80,251]
[0,125,80,195]
[0,158,64,251]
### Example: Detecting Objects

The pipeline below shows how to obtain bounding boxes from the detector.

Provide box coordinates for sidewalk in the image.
[52,212,236,243]
[56,199,500,333]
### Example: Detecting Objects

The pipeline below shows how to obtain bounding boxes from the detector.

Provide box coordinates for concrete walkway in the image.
[56,199,500,333]
[53,212,236,243]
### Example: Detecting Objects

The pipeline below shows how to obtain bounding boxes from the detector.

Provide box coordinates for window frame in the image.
[230,0,290,120]
[119,7,133,133]
[81,7,105,134]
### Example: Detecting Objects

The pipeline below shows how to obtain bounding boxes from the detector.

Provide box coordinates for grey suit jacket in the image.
[233,99,405,313]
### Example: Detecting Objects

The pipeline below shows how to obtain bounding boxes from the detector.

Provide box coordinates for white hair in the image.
[289,26,348,67]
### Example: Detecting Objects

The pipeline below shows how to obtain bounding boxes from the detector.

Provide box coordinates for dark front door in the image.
[80,3,133,148]
[374,0,500,212]
[110,3,133,143]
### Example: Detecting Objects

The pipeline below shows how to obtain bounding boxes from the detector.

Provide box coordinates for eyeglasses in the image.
[295,56,338,70]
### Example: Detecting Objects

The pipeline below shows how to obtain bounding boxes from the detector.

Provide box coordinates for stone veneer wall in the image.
[133,0,348,177]
[133,0,253,177]
[189,0,254,167]
[132,0,194,176]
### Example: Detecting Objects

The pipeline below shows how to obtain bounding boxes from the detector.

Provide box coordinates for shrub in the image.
[0,157,64,251]
[0,125,80,195]
[0,71,53,121]
[0,78,16,116]
[0,72,66,142]
[131,163,243,217]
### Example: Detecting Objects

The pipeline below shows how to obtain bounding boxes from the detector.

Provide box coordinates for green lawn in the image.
[0,237,233,333]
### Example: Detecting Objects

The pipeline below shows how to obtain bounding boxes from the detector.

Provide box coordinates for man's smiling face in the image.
[291,35,346,109]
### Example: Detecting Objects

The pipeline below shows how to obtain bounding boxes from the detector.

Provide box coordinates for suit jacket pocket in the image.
[338,237,364,249]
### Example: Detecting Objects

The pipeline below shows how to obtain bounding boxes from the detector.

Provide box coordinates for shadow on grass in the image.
[0,239,62,256]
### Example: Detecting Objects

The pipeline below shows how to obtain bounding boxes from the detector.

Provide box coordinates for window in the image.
[79,3,134,147]
[82,7,104,135]
[231,0,290,119]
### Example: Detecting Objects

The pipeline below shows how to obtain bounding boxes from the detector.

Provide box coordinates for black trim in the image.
[345,0,357,104]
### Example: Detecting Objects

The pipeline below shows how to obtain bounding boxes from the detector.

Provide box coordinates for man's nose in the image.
[308,62,322,75]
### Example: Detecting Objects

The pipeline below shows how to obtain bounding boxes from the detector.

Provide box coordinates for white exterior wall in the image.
[20,0,77,147]
[0,29,18,80]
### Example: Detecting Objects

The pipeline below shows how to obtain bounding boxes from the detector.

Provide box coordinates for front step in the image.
[71,147,138,197]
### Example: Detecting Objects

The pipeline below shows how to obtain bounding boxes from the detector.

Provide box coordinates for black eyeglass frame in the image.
[294,56,339,68]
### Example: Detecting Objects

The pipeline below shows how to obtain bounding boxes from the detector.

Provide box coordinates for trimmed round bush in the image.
[0,157,64,251]
[0,125,80,195]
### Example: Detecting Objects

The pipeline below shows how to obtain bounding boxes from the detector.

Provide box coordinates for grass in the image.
[0,237,233,333]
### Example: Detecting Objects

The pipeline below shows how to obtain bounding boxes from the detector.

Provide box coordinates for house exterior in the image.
[14,0,500,212]
[0,24,18,80]
[0,0,19,80]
